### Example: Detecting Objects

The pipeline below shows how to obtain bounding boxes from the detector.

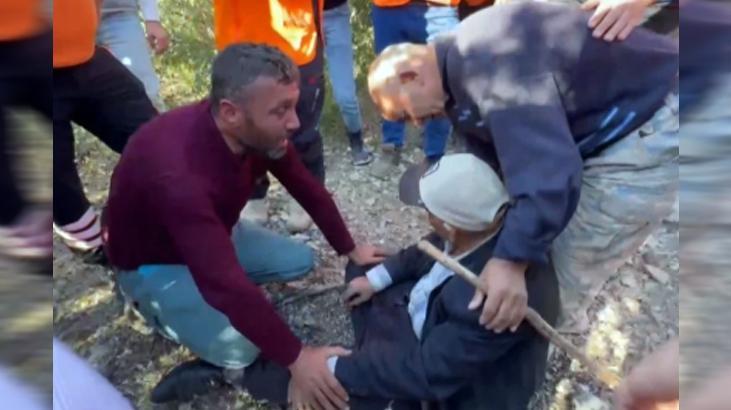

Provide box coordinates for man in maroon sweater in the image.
[103,43,384,410]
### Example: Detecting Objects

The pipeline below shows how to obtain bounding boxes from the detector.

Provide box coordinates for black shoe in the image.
[348,131,374,166]
[150,359,225,403]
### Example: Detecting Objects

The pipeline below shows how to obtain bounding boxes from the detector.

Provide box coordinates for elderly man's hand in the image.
[468,257,528,333]
[342,277,376,308]
[582,0,654,41]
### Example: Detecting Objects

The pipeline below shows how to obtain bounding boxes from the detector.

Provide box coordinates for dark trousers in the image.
[53,47,157,226]
[238,263,421,410]
[0,31,53,225]
[251,50,326,199]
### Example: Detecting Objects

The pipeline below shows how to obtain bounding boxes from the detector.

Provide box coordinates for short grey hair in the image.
[211,43,299,108]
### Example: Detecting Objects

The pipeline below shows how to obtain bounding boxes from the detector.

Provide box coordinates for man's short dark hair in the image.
[211,43,299,108]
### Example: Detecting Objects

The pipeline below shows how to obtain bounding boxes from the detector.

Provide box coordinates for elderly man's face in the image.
[368,44,447,126]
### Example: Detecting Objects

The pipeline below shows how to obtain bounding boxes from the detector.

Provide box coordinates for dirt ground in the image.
[52,111,679,409]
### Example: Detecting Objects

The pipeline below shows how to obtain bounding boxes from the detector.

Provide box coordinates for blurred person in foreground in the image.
[0,0,52,262]
[615,1,731,409]
[103,43,386,409]
[0,366,45,410]
[675,0,731,407]
[53,339,133,410]
[198,154,559,410]
[367,1,678,335]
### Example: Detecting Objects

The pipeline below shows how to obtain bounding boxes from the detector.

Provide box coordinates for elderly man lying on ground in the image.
[212,153,560,410]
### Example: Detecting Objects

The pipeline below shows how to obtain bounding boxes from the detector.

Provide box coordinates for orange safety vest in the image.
[372,0,460,7]
[53,0,99,68]
[214,0,324,66]
[0,0,46,41]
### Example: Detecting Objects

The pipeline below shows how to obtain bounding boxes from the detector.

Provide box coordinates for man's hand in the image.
[145,21,170,54]
[348,244,388,266]
[582,0,654,41]
[288,346,351,410]
[342,277,375,308]
[468,257,528,333]
[614,339,679,410]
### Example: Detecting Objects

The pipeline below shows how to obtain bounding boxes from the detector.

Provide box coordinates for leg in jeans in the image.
[421,5,458,161]
[551,94,679,332]
[97,11,163,108]
[324,2,363,135]
[116,221,314,369]
[371,5,408,148]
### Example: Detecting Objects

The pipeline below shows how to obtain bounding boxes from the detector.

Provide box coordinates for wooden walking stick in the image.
[417,240,622,389]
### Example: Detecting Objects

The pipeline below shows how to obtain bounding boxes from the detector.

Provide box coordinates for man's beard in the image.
[241,116,290,158]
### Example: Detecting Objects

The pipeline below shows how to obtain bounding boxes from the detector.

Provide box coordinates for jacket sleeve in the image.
[372,233,443,287]
[470,72,583,264]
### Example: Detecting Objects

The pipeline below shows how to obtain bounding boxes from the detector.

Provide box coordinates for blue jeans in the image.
[97,11,162,108]
[371,3,458,158]
[116,221,314,369]
[324,2,363,134]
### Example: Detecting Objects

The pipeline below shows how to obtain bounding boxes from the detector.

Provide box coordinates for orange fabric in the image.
[372,0,460,7]
[53,0,99,68]
[214,0,324,66]
[0,0,46,41]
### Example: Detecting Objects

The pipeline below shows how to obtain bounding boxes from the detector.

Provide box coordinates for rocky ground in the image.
[51,109,679,409]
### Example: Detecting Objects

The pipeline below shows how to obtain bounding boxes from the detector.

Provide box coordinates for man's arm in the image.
[154,181,302,367]
[466,71,582,332]
[475,73,583,265]
[268,144,356,255]
[334,304,529,400]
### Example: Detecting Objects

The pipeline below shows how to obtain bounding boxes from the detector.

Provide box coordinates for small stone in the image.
[572,385,610,410]
[644,264,671,284]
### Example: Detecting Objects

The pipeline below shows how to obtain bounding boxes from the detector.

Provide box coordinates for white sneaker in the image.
[240,199,269,224]
[286,200,312,233]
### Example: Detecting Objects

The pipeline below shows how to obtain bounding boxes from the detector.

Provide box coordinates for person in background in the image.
[215,0,345,233]
[323,0,373,166]
[368,0,460,179]
[104,43,386,409]
[0,0,52,261]
[53,0,157,264]
[97,0,170,109]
